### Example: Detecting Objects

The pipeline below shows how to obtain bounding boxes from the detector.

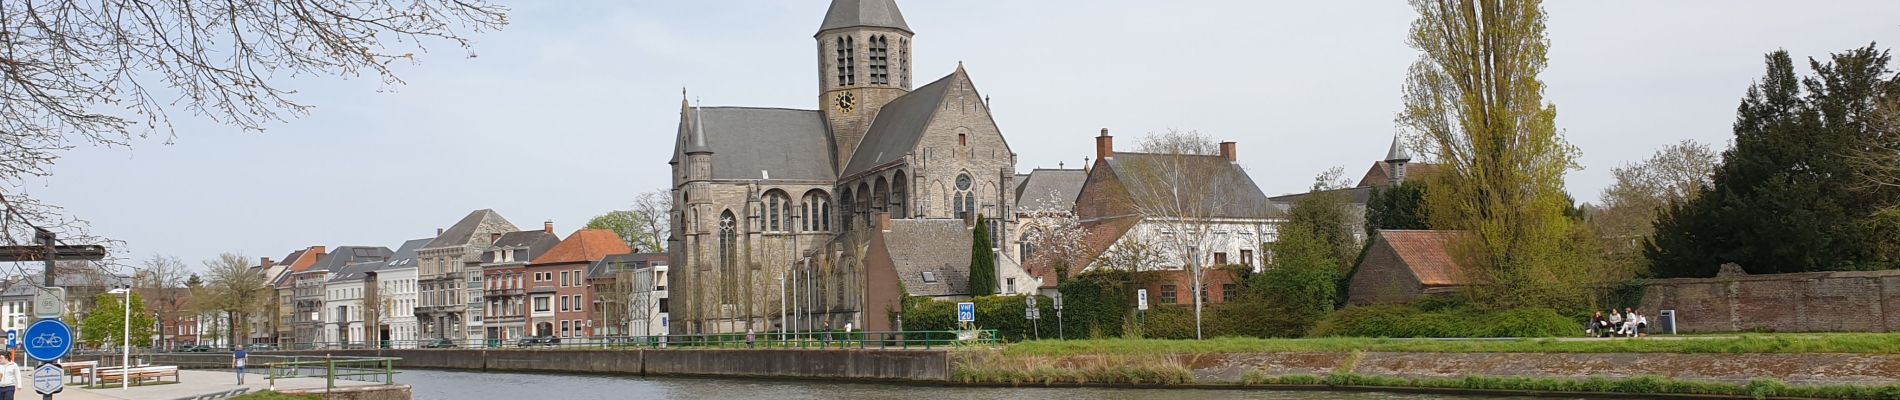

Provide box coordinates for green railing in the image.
[270,330,1000,351]
[264,356,401,390]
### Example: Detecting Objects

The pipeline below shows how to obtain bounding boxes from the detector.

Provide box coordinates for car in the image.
[246,343,278,351]
[515,336,560,347]
[422,339,458,349]
[177,345,212,352]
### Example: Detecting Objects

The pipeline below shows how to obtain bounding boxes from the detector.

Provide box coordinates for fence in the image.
[262,330,998,351]
[85,353,400,391]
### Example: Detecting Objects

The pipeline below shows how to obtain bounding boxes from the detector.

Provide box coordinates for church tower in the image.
[817,0,913,171]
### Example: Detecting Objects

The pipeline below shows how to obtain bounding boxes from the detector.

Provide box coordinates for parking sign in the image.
[956,302,976,322]
[1137,289,1149,310]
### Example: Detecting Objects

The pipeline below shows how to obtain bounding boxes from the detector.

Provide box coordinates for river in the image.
[397,369,1560,400]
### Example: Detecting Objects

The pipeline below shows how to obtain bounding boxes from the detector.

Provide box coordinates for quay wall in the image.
[265,349,951,381]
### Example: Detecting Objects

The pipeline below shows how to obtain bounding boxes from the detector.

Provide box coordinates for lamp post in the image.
[108,286,132,390]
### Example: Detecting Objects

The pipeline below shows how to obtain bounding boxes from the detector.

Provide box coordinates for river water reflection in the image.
[400,369,1566,400]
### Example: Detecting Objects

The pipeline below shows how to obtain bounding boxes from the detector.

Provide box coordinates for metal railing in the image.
[264,356,400,390]
[265,330,999,351]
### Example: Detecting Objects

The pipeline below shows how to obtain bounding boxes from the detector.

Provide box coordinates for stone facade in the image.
[1639,269,1900,333]
[414,210,519,342]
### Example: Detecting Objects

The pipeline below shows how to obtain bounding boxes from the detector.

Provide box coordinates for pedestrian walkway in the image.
[53,369,388,400]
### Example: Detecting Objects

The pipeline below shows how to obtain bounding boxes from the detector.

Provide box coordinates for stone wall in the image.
[267,349,951,382]
[1638,269,1900,333]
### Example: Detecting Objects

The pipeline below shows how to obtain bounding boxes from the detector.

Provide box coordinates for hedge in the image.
[1311,299,1578,338]
[901,294,1057,342]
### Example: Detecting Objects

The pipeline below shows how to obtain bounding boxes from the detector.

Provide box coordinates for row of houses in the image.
[244,215,671,348]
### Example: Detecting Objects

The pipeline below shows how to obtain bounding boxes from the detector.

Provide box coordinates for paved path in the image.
[52,369,386,400]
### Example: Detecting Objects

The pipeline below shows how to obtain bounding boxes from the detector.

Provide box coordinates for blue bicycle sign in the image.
[24,319,72,361]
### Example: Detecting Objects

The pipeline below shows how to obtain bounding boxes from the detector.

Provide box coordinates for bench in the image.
[94,365,180,386]
[61,361,99,385]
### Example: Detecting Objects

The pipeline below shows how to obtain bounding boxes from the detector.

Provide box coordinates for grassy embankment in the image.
[230,391,320,400]
[953,334,1900,398]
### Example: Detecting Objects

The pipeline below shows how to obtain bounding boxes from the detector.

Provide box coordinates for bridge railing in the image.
[271,330,1000,351]
[263,355,401,390]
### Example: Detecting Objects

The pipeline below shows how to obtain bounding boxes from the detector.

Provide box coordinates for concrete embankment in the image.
[267,349,952,382]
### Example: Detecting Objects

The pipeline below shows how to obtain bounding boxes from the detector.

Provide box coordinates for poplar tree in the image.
[1396,0,1586,308]
[968,215,998,296]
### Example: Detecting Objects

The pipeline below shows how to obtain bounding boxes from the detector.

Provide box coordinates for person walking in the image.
[0,355,17,400]
[745,328,756,349]
[233,347,249,384]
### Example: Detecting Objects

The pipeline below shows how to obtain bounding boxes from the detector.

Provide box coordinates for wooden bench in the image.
[94,366,180,386]
[61,361,99,385]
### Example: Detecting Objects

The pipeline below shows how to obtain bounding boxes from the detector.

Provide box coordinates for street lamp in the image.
[107,286,132,390]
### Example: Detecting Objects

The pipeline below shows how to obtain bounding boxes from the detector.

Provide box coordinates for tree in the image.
[134,254,192,349]
[201,253,270,346]
[1251,222,1339,333]
[1397,0,1586,309]
[1591,140,1717,276]
[1649,46,1900,277]
[1282,181,1359,275]
[1365,183,1431,234]
[80,291,156,348]
[0,0,507,249]
[968,215,998,296]
[630,190,673,253]
[1022,191,1091,285]
[1117,130,1275,339]
[587,210,647,250]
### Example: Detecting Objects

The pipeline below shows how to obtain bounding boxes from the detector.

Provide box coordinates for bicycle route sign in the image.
[33,363,62,395]
[24,319,72,362]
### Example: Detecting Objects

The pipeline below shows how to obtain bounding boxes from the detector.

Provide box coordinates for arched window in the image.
[856,182,871,226]
[868,35,889,85]
[801,190,832,232]
[1021,228,1041,262]
[954,173,975,220]
[899,38,910,87]
[873,177,890,214]
[836,36,857,86]
[765,190,792,232]
[891,171,909,218]
[839,188,854,229]
[718,211,737,305]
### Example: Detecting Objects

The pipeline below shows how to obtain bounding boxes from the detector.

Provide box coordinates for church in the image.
[667,0,1030,334]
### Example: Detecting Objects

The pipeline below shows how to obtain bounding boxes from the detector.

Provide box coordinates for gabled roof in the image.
[305,246,393,273]
[532,229,634,266]
[424,209,517,249]
[841,71,961,177]
[481,230,561,263]
[672,107,836,181]
[1268,186,1375,206]
[1016,169,1088,213]
[383,238,433,269]
[1357,161,1439,188]
[1100,152,1277,219]
[589,253,667,280]
[1376,230,1467,286]
[1044,216,1141,288]
[879,219,973,297]
[818,0,910,34]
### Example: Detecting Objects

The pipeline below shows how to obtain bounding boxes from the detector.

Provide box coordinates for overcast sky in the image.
[18,0,1900,271]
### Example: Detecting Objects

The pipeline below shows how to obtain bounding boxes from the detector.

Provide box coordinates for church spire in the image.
[1384,132,1412,163]
[818,0,910,34]
[684,89,711,155]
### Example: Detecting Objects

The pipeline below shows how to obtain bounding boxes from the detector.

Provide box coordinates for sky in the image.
[16,0,1900,272]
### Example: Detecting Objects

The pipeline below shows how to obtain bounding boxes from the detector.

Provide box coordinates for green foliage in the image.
[81,291,157,348]
[585,210,652,252]
[968,215,997,296]
[1282,189,1359,273]
[1311,299,1576,338]
[1649,45,1900,277]
[1253,226,1340,331]
[1055,270,1132,339]
[1005,333,1900,356]
[1364,182,1430,235]
[903,294,1055,342]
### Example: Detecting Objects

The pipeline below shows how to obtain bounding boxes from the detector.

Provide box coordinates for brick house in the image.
[1138,269,1244,306]
[267,246,325,345]
[478,225,561,342]
[1347,230,1468,305]
[527,229,631,338]
[1069,129,1279,275]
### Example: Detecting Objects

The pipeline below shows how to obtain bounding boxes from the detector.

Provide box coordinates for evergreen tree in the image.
[968,215,998,296]
[1648,47,1900,277]
[1364,183,1430,235]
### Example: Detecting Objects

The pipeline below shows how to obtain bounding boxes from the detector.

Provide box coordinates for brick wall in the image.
[1346,240,1424,306]
[1639,270,1899,333]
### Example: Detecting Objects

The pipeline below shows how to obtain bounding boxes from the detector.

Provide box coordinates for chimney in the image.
[310,246,326,256]
[260,257,274,268]
[1095,128,1114,161]
[1219,141,1237,162]
[877,212,893,233]
[436,228,445,236]
[544,220,554,234]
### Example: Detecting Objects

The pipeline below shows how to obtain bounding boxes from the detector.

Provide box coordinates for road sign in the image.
[33,363,62,395]
[1137,289,1149,310]
[1025,307,1040,320]
[24,319,72,361]
[1025,295,1037,308]
[5,329,14,349]
[1052,293,1063,310]
[956,302,976,322]
[32,287,64,318]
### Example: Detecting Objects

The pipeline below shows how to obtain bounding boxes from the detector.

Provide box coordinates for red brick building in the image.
[1347,230,1468,305]
[527,229,631,338]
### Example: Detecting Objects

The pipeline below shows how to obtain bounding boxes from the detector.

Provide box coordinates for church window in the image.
[718,211,737,305]
[802,190,832,232]
[835,36,857,86]
[954,174,975,220]
[959,133,966,146]
[899,38,910,87]
[1020,228,1040,261]
[869,36,889,85]
[765,190,792,232]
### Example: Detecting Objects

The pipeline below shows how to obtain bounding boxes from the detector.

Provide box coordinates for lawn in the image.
[1000,333,1900,356]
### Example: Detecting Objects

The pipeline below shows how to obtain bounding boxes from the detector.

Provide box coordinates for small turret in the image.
[1384,133,1411,186]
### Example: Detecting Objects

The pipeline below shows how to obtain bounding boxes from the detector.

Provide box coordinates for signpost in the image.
[32,363,62,396]
[1052,293,1065,340]
[32,288,64,319]
[1136,289,1149,330]
[6,329,16,349]
[1024,296,1041,340]
[24,319,72,362]
[956,302,975,323]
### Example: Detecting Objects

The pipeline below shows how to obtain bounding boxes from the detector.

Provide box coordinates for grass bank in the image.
[1247,374,1900,400]
[1003,333,1900,356]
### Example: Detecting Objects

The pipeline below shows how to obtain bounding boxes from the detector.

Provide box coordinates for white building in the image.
[629,262,669,337]
[378,238,429,348]
[324,261,379,347]
[1074,132,1281,273]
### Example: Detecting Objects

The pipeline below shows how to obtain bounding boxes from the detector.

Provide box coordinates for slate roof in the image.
[818,0,910,33]
[532,229,633,265]
[589,253,667,280]
[1357,161,1439,188]
[1268,186,1375,206]
[881,219,972,297]
[841,71,960,177]
[327,260,386,283]
[1016,169,1087,213]
[1378,230,1467,286]
[306,246,393,273]
[1102,153,1277,219]
[424,209,515,249]
[675,107,836,181]
[1385,134,1413,162]
[383,238,433,269]
[481,230,561,263]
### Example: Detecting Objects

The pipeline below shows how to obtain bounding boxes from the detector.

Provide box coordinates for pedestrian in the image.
[745,328,756,349]
[1606,309,1624,337]
[233,347,249,384]
[0,354,17,400]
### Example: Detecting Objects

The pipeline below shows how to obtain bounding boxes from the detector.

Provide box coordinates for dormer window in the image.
[921,271,938,283]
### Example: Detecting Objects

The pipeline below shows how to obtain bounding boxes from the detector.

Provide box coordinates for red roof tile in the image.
[531,229,632,265]
[1379,230,1466,286]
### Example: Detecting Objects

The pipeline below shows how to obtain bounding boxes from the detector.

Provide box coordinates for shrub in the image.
[1311,300,1577,338]
[901,294,1057,342]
